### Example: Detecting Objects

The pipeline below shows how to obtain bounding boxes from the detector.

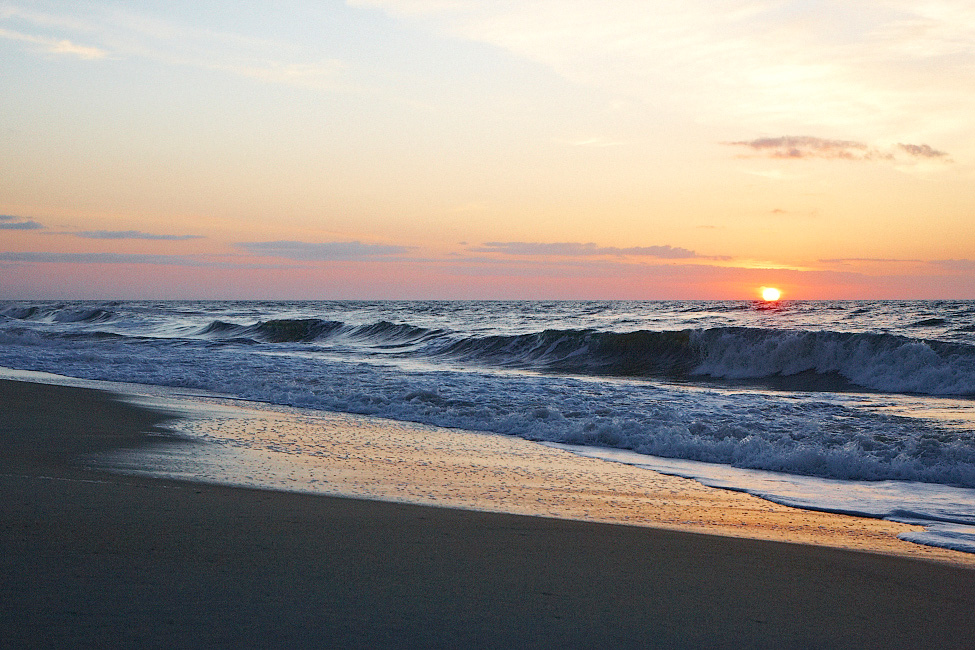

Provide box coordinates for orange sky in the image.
[2,1,973,299]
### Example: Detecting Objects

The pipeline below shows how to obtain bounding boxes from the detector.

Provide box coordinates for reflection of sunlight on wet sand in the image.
[94,394,975,567]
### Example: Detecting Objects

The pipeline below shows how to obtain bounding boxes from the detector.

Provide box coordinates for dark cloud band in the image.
[237,240,412,261]
[73,230,204,240]
[470,241,712,259]
[0,214,44,230]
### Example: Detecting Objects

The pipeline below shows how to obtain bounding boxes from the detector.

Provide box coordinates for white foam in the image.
[549,443,975,553]
[692,328,975,395]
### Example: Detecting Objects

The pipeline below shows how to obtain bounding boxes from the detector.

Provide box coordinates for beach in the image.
[2,378,974,648]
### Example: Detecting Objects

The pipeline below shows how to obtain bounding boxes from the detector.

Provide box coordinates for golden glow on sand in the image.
[761,287,782,301]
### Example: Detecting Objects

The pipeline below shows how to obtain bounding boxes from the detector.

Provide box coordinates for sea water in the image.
[2,299,974,552]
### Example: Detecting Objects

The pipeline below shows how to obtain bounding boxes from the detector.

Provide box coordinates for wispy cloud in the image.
[470,241,723,260]
[73,230,204,241]
[0,214,44,230]
[0,6,346,90]
[0,251,202,265]
[354,1,975,142]
[897,143,949,159]
[0,250,296,269]
[238,240,413,261]
[0,26,107,59]
[820,257,975,271]
[820,257,926,264]
[728,136,878,160]
[727,136,951,163]
[930,259,975,271]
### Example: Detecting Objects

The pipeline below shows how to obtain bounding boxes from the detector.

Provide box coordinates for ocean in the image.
[2,299,974,553]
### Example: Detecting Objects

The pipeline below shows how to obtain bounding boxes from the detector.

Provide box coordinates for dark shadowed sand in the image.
[2,378,974,649]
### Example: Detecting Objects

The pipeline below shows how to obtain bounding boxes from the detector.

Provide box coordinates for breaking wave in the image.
[18,312,975,397]
[184,317,975,396]
[0,304,116,324]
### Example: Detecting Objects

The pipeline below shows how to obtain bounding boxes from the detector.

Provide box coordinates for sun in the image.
[760,286,782,301]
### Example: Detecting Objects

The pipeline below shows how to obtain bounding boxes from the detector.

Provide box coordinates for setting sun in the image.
[761,287,782,301]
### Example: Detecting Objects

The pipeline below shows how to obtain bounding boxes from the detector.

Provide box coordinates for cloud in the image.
[726,136,883,161]
[352,0,975,141]
[821,258,975,272]
[727,136,951,163]
[0,214,44,230]
[819,258,925,264]
[0,8,347,91]
[897,143,949,159]
[238,240,412,261]
[73,230,204,240]
[0,251,299,270]
[470,241,716,259]
[0,26,107,59]
[931,259,975,271]
[0,252,203,265]
[0,221,44,230]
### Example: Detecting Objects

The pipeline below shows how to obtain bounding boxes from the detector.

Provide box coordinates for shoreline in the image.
[91,379,975,566]
[2,377,975,647]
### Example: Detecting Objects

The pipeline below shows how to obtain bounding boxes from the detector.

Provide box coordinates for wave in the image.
[430,326,975,395]
[193,318,975,396]
[0,304,116,323]
[434,328,697,376]
[0,305,42,320]
[198,318,441,346]
[5,340,974,489]
[4,306,975,490]
[690,327,975,395]
[199,318,343,343]
[347,321,446,348]
[52,308,115,323]
[7,303,975,396]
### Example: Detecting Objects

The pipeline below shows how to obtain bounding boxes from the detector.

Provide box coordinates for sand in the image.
[2,378,974,648]
[95,394,975,563]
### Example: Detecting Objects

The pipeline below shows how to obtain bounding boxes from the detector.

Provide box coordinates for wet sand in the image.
[2,378,974,648]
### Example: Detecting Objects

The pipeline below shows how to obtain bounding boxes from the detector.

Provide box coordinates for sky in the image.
[1,0,974,300]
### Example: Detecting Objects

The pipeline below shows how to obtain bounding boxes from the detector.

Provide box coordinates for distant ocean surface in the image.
[2,299,975,552]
